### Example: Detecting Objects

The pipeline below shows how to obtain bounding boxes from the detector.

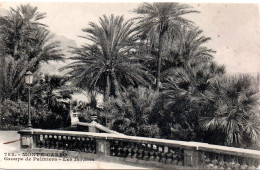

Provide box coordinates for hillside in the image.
[39,34,78,76]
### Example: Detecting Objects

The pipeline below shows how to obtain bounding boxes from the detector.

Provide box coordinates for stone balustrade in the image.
[18,129,260,169]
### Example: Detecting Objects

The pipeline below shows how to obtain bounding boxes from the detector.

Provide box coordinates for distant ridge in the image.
[39,34,78,76]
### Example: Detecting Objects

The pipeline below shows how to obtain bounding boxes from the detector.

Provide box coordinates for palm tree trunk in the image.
[156,31,164,92]
[111,70,122,99]
[104,74,111,102]
[13,41,19,59]
[104,74,111,127]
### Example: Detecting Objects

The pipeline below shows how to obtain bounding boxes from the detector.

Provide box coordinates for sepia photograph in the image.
[0,0,260,169]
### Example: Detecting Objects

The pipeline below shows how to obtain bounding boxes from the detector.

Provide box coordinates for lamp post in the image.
[25,71,33,128]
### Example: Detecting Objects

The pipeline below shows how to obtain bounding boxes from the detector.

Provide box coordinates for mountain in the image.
[0,7,8,16]
[0,7,76,76]
[39,34,78,76]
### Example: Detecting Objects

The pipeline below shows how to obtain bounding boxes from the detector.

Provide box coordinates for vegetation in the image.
[134,3,198,91]
[61,15,152,101]
[103,87,161,137]
[0,2,259,149]
[0,4,67,129]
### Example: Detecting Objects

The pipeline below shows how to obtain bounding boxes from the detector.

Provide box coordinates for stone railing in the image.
[18,129,260,169]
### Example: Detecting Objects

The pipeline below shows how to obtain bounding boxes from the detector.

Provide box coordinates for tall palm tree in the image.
[0,4,47,59]
[164,26,215,69]
[134,2,198,91]
[61,15,153,101]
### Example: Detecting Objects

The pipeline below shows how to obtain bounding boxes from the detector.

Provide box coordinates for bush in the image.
[0,99,71,130]
[102,87,161,138]
[0,100,35,129]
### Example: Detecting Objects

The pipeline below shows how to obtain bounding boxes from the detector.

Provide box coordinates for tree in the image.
[29,74,73,129]
[163,26,215,69]
[0,4,47,59]
[61,15,153,100]
[134,2,198,91]
[137,26,215,81]
[200,75,260,148]
[161,62,225,141]
[0,4,64,102]
[103,86,161,137]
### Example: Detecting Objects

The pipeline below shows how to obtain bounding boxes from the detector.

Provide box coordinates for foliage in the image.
[0,4,64,65]
[78,108,98,123]
[200,75,260,148]
[30,74,72,129]
[158,62,225,141]
[102,87,161,137]
[0,4,64,102]
[0,100,35,129]
[134,2,198,90]
[0,74,73,129]
[61,14,153,100]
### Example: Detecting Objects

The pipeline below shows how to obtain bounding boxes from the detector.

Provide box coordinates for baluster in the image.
[84,138,89,152]
[137,144,144,160]
[71,136,78,151]
[122,142,128,157]
[154,145,161,162]
[240,158,248,170]
[257,160,260,170]
[35,135,40,147]
[67,136,72,150]
[86,138,91,153]
[211,153,219,169]
[225,155,233,170]
[160,146,166,163]
[234,156,240,170]
[63,136,69,150]
[49,135,54,149]
[177,148,184,166]
[76,137,80,151]
[117,141,123,157]
[148,144,155,161]
[199,151,206,168]
[58,136,62,149]
[35,135,40,148]
[53,135,58,149]
[205,152,211,169]
[248,159,257,170]
[143,143,149,161]
[77,137,82,152]
[218,154,225,170]
[172,148,178,165]
[127,142,134,158]
[110,140,116,156]
[132,143,138,159]
[45,135,50,148]
[136,143,141,159]
[39,135,44,148]
[81,138,87,152]
[91,138,96,154]
[166,147,173,164]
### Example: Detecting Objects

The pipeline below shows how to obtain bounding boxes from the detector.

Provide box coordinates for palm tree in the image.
[137,26,215,81]
[61,15,153,101]
[161,62,225,141]
[103,86,160,137]
[200,75,260,148]
[0,4,64,102]
[0,4,47,59]
[164,26,215,69]
[134,2,198,91]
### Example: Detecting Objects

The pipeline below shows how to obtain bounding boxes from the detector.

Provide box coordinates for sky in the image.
[0,1,260,74]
